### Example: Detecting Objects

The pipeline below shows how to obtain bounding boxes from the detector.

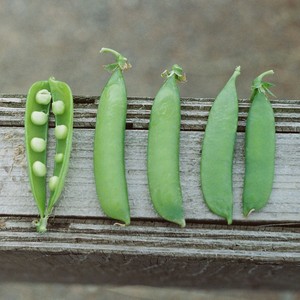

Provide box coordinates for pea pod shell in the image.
[47,77,73,214]
[147,75,185,227]
[25,81,51,216]
[200,67,240,224]
[243,91,275,216]
[94,68,130,225]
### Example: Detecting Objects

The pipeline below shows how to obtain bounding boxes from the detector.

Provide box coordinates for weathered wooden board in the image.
[0,95,299,289]
[1,128,299,223]
[1,95,300,132]
[0,216,299,289]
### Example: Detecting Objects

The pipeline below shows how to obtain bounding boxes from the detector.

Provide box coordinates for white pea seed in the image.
[55,125,68,140]
[30,137,46,152]
[32,161,47,177]
[49,176,59,191]
[31,111,48,125]
[52,100,65,115]
[35,89,51,105]
[55,153,64,163]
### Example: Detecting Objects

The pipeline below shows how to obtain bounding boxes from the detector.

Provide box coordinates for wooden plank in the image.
[1,127,299,223]
[1,284,298,300]
[0,216,299,288]
[1,95,300,288]
[1,95,300,132]
[2,218,300,261]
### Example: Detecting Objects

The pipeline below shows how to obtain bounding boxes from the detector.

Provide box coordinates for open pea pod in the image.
[25,81,51,218]
[47,77,73,214]
[25,77,73,233]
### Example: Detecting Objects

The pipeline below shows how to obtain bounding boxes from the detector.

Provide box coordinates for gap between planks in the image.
[1,95,300,132]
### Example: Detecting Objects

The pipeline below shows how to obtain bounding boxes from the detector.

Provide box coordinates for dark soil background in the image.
[0,0,299,99]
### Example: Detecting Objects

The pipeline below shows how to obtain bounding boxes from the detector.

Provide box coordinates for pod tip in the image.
[244,208,255,218]
[113,217,130,226]
[113,222,127,227]
[174,218,186,228]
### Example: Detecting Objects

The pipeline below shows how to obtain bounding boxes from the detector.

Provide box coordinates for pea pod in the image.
[25,77,73,232]
[25,82,51,219]
[94,48,131,225]
[147,65,186,227]
[200,66,241,225]
[243,70,275,216]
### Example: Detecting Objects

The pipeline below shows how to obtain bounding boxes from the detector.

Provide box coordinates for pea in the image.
[49,176,59,192]
[243,70,275,216]
[55,153,64,163]
[147,64,186,227]
[200,66,241,225]
[94,48,131,225]
[55,125,68,140]
[30,137,46,153]
[25,77,73,232]
[35,89,51,105]
[52,100,65,115]
[31,111,48,125]
[32,161,47,177]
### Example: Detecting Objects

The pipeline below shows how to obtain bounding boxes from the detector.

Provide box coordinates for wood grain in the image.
[1,95,300,132]
[0,127,299,223]
[0,216,299,288]
[0,95,299,288]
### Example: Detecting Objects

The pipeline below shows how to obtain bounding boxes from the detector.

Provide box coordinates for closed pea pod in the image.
[243,70,275,216]
[25,77,73,232]
[200,66,240,225]
[147,65,186,227]
[94,48,131,225]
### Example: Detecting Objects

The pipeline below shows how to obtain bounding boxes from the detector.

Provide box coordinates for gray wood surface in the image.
[1,95,300,132]
[1,216,299,289]
[0,95,299,288]
[1,128,300,223]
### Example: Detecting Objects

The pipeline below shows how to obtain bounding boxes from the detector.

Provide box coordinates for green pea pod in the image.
[200,66,241,225]
[94,48,131,225]
[25,81,51,218]
[47,77,73,214]
[243,70,275,216]
[25,78,73,232]
[147,65,186,227]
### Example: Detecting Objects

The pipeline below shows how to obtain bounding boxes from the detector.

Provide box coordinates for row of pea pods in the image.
[25,48,275,232]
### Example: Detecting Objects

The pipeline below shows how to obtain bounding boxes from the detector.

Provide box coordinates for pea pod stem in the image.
[161,64,186,82]
[250,69,274,101]
[254,69,274,82]
[100,47,131,72]
[35,215,49,233]
[100,47,122,58]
